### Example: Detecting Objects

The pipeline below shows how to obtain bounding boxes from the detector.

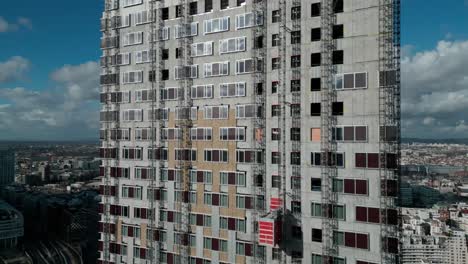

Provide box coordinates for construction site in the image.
[98,0,401,263]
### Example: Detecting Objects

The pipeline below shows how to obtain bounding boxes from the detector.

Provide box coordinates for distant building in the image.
[0,148,15,186]
[0,199,23,249]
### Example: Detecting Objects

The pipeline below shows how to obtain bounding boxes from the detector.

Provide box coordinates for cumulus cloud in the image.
[402,40,468,138]
[0,16,32,32]
[0,61,100,141]
[0,56,31,83]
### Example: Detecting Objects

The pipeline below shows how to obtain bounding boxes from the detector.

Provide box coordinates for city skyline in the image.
[0,0,467,140]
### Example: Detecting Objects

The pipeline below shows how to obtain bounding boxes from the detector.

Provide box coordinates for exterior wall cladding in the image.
[99,0,400,264]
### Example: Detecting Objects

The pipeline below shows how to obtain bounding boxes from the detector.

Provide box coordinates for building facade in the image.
[0,148,15,186]
[99,0,401,264]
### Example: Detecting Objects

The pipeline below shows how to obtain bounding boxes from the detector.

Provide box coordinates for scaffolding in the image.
[101,0,121,263]
[320,0,339,262]
[379,0,401,263]
[148,0,167,263]
[175,0,194,263]
[250,0,268,263]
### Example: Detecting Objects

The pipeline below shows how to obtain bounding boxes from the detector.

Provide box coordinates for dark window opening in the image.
[311,53,321,67]
[161,8,169,20]
[333,0,344,13]
[290,128,300,141]
[190,2,198,15]
[291,80,300,92]
[333,24,344,39]
[205,0,213,12]
[291,55,301,68]
[332,102,343,116]
[291,31,301,44]
[221,0,229,10]
[311,3,321,17]
[311,178,321,191]
[291,6,301,20]
[176,5,183,18]
[162,49,169,60]
[311,78,321,91]
[311,103,321,116]
[312,229,322,242]
[311,28,321,42]
[332,50,344,65]
[272,10,281,23]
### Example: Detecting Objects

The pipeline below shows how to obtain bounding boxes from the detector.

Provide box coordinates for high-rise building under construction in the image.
[98,0,401,263]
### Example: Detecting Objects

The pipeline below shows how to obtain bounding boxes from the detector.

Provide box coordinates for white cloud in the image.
[0,56,31,83]
[402,40,468,138]
[0,16,32,32]
[0,61,100,140]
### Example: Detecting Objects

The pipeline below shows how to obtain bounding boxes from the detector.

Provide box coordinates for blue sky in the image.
[0,0,468,140]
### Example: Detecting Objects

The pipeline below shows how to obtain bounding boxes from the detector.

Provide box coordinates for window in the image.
[291,152,301,165]
[123,32,143,46]
[332,102,343,115]
[311,152,345,167]
[312,229,322,242]
[191,42,213,57]
[272,128,280,141]
[236,242,245,255]
[191,127,213,141]
[271,152,280,164]
[219,37,246,54]
[290,31,301,45]
[161,87,183,101]
[122,109,143,121]
[121,186,143,199]
[122,71,143,84]
[191,84,214,99]
[161,7,169,20]
[190,2,198,15]
[219,127,246,141]
[175,149,197,161]
[311,53,321,67]
[162,128,182,140]
[310,78,321,91]
[291,55,301,68]
[220,171,246,186]
[122,0,143,7]
[334,179,369,195]
[272,175,281,188]
[237,150,262,163]
[291,6,301,20]
[333,24,344,39]
[311,203,346,220]
[204,17,229,34]
[333,50,344,64]
[355,153,380,169]
[311,103,321,116]
[379,70,397,87]
[237,0,245,6]
[204,105,229,119]
[311,28,321,41]
[334,231,369,249]
[220,82,246,97]
[335,72,368,89]
[236,12,263,29]
[190,170,213,184]
[310,128,320,142]
[272,81,279,94]
[272,58,280,70]
[221,0,229,10]
[204,149,229,162]
[205,0,213,12]
[333,0,344,13]
[272,10,281,23]
[380,125,398,142]
[116,53,131,65]
[135,50,154,64]
[356,206,381,224]
[162,49,169,60]
[311,3,320,17]
[290,128,300,141]
[204,61,229,77]
[175,22,198,38]
[291,202,301,215]
[333,126,367,141]
[236,104,261,118]
[175,65,198,80]
[122,148,143,160]
[272,34,280,47]
[291,80,301,92]
[311,178,321,191]
[271,105,281,117]
[236,58,260,74]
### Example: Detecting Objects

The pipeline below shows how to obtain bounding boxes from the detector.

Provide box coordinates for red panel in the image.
[141,168,147,179]
[98,241,103,251]
[212,238,219,251]
[270,197,282,210]
[368,208,380,223]
[99,167,105,176]
[228,218,236,230]
[356,233,369,249]
[212,193,220,206]
[355,180,368,195]
[196,214,203,226]
[168,211,174,222]
[98,204,104,213]
[367,153,379,168]
[129,187,134,198]
[128,226,134,237]
[344,179,355,194]
[245,197,253,209]
[141,208,147,219]
[228,172,236,185]
[140,248,146,259]
[168,169,175,181]
[356,206,368,222]
[245,243,253,256]
[355,153,367,168]
[344,232,356,248]
[110,167,117,177]
[197,171,204,182]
